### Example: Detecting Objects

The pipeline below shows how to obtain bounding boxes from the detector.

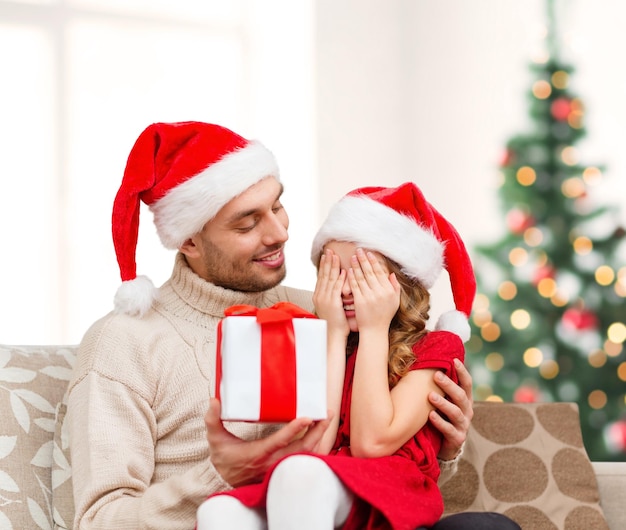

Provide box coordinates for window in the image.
[1,0,316,344]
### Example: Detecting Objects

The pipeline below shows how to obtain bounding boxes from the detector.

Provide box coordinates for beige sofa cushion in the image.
[0,345,74,529]
[441,401,609,530]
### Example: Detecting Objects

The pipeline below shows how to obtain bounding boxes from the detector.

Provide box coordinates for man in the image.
[66,121,498,529]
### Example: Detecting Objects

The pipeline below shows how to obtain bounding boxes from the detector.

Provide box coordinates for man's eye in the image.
[272,204,283,213]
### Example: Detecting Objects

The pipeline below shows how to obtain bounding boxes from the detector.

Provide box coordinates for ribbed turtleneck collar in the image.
[156,253,276,322]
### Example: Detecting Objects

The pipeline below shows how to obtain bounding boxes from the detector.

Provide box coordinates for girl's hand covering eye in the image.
[348,248,401,332]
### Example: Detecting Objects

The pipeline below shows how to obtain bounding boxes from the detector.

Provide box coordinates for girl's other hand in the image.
[313,249,349,338]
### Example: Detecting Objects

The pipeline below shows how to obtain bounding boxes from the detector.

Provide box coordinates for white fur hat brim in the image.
[151,140,279,249]
[311,195,444,288]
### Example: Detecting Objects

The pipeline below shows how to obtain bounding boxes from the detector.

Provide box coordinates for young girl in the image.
[197,182,477,530]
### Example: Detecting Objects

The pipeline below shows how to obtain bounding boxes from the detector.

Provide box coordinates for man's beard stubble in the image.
[202,239,286,293]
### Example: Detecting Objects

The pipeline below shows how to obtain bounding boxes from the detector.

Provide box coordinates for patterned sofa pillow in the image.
[441,401,610,530]
[52,399,74,529]
[0,345,75,530]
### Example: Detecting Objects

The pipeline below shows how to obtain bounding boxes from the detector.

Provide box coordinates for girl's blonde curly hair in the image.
[385,258,431,387]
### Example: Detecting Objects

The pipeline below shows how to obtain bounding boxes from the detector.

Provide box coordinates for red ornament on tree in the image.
[604,420,626,454]
[506,208,535,234]
[561,306,599,331]
[551,97,572,121]
[499,148,515,167]
[514,385,540,403]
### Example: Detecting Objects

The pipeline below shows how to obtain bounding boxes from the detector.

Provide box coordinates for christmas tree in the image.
[466,0,626,461]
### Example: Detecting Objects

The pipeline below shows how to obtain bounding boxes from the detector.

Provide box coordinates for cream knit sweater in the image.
[67,253,314,529]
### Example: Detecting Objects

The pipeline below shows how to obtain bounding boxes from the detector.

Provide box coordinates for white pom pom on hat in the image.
[113,275,156,318]
[311,182,476,342]
[111,121,280,317]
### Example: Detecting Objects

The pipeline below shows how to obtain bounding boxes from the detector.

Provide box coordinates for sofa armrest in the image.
[0,345,76,528]
[593,461,626,530]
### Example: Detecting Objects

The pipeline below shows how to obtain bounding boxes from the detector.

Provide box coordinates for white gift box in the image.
[216,303,327,422]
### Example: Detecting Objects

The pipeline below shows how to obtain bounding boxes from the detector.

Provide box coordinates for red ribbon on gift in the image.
[216,302,318,422]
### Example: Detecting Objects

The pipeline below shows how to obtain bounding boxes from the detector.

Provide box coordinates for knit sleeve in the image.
[437,442,464,486]
[68,373,230,530]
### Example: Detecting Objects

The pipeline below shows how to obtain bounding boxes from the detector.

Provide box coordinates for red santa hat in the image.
[310,182,476,341]
[112,121,279,317]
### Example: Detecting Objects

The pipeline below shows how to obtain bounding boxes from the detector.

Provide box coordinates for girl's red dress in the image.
[213,330,464,530]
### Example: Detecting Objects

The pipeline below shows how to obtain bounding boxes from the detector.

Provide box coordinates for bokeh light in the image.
[607,322,626,344]
[551,70,569,89]
[595,265,615,286]
[573,236,593,255]
[537,277,557,298]
[524,227,543,246]
[516,166,537,186]
[523,347,543,368]
[481,322,501,342]
[498,281,517,300]
[561,177,585,198]
[561,146,579,165]
[532,79,551,99]
[588,349,607,368]
[539,359,559,379]
[485,352,504,372]
[582,166,602,185]
[588,390,608,410]
[511,309,531,329]
[509,247,529,266]
[617,362,626,382]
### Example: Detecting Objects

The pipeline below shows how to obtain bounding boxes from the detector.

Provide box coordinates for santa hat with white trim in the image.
[112,121,279,317]
[310,182,476,341]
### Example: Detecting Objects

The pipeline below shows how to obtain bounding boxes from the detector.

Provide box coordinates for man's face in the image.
[186,176,289,292]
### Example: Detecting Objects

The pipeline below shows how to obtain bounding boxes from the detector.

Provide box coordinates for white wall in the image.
[312,0,626,320]
[0,1,316,345]
[2,0,624,344]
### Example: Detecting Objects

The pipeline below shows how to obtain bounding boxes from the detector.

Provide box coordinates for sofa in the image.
[1,344,625,530]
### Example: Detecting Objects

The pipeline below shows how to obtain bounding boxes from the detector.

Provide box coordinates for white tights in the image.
[196,455,354,529]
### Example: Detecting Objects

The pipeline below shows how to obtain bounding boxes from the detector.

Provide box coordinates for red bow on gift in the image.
[224,301,318,322]
[217,302,319,422]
